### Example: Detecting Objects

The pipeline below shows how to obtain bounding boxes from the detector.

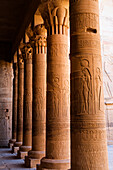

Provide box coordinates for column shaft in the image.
[15,55,24,147]
[25,25,47,168]
[70,0,109,169]
[18,44,33,159]
[23,53,32,149]
[10,63,18,144]
[32,52,46,152]
[40,2,70,170]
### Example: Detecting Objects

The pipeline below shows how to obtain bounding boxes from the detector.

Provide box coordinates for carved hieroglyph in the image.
[19,43,32,152]
[26,24,47,167]
[70,0,109,169]
[14,54,24,147]
[39,1,70,170]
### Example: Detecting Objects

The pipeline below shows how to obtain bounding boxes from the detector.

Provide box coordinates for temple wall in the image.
[100,0,113,145]
[0,60,13,146]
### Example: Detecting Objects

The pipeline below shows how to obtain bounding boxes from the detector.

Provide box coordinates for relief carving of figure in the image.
[80,59,92,114]
[96,67,102,111]
[47,75,61,118]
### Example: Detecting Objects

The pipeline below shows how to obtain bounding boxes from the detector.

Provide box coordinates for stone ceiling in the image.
[0,0,69,61]
[0,0,41,61]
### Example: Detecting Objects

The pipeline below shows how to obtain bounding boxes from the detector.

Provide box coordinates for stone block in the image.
[25,156,40,168]
[17,150,28,159]
[8,143,13,149]
[12,146,19,154]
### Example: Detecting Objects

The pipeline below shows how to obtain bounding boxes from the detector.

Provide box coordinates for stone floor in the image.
[0,148,36,170]
[0,146,113,169]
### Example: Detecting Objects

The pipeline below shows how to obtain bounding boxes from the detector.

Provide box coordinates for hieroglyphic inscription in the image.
[71,13,98,33]
[70,0,108,169]
[71,37,100,55]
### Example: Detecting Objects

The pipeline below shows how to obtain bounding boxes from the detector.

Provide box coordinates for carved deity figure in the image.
[80,59,92,114]
[96,67,102,111]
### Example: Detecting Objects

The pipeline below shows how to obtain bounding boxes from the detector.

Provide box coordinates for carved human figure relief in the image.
[96,67,102,111]
[80,59,92,114]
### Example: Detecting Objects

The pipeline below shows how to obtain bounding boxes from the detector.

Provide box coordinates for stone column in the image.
[9,62,18,149]
[18,43,32,159]
[25,24,47,168]
[70,0,109,169]
[39,2,70,170]
[13,54,24,153]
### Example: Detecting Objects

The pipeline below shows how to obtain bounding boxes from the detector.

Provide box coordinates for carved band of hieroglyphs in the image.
[70,13,98,33]
[47,140,70,158]
[71,121,106,129]
[71,37,100,55]
[73,129,107,141]
[72,145,108,169]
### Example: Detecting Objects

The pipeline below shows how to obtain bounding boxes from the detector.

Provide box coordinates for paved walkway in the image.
[0,146,113,169]
[0,148,36,170]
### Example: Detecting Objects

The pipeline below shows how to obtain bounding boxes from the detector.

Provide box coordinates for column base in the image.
[8,143,14,149]
[17,150,28,159]
[28,150,45,159]
[12,146,19,154]
[25,150,45,168]
[25,156,40,168]
[8,139,16,148]
[20,145,32,152]
[17,145,31,159]
[38,158,70,170]
[14,141,22,147]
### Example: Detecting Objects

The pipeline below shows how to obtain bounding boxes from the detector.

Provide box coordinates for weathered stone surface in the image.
[14,54,24,149]
[39,1,70,169]
[25,156,40,168]
[26,24,47,168]
[17,150,28,159]
[12,146,19,154]
[70,0,109,169]
[9,143,13,149]
[9,62,18,148]
[0,60,13,146]
[18,43,32,158]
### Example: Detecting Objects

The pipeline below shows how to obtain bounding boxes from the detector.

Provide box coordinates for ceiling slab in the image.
[0,0,41,61]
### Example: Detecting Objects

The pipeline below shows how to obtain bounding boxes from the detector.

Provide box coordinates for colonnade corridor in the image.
[0,0,112,170]
[0,147,112,170]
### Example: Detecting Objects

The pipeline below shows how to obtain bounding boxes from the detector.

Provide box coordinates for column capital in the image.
[33,24,47,46]
[20,43,33,60]
[47,4,69,27]
[27,24,47,54]
[27,24,47,48]
[39,1,69,35]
